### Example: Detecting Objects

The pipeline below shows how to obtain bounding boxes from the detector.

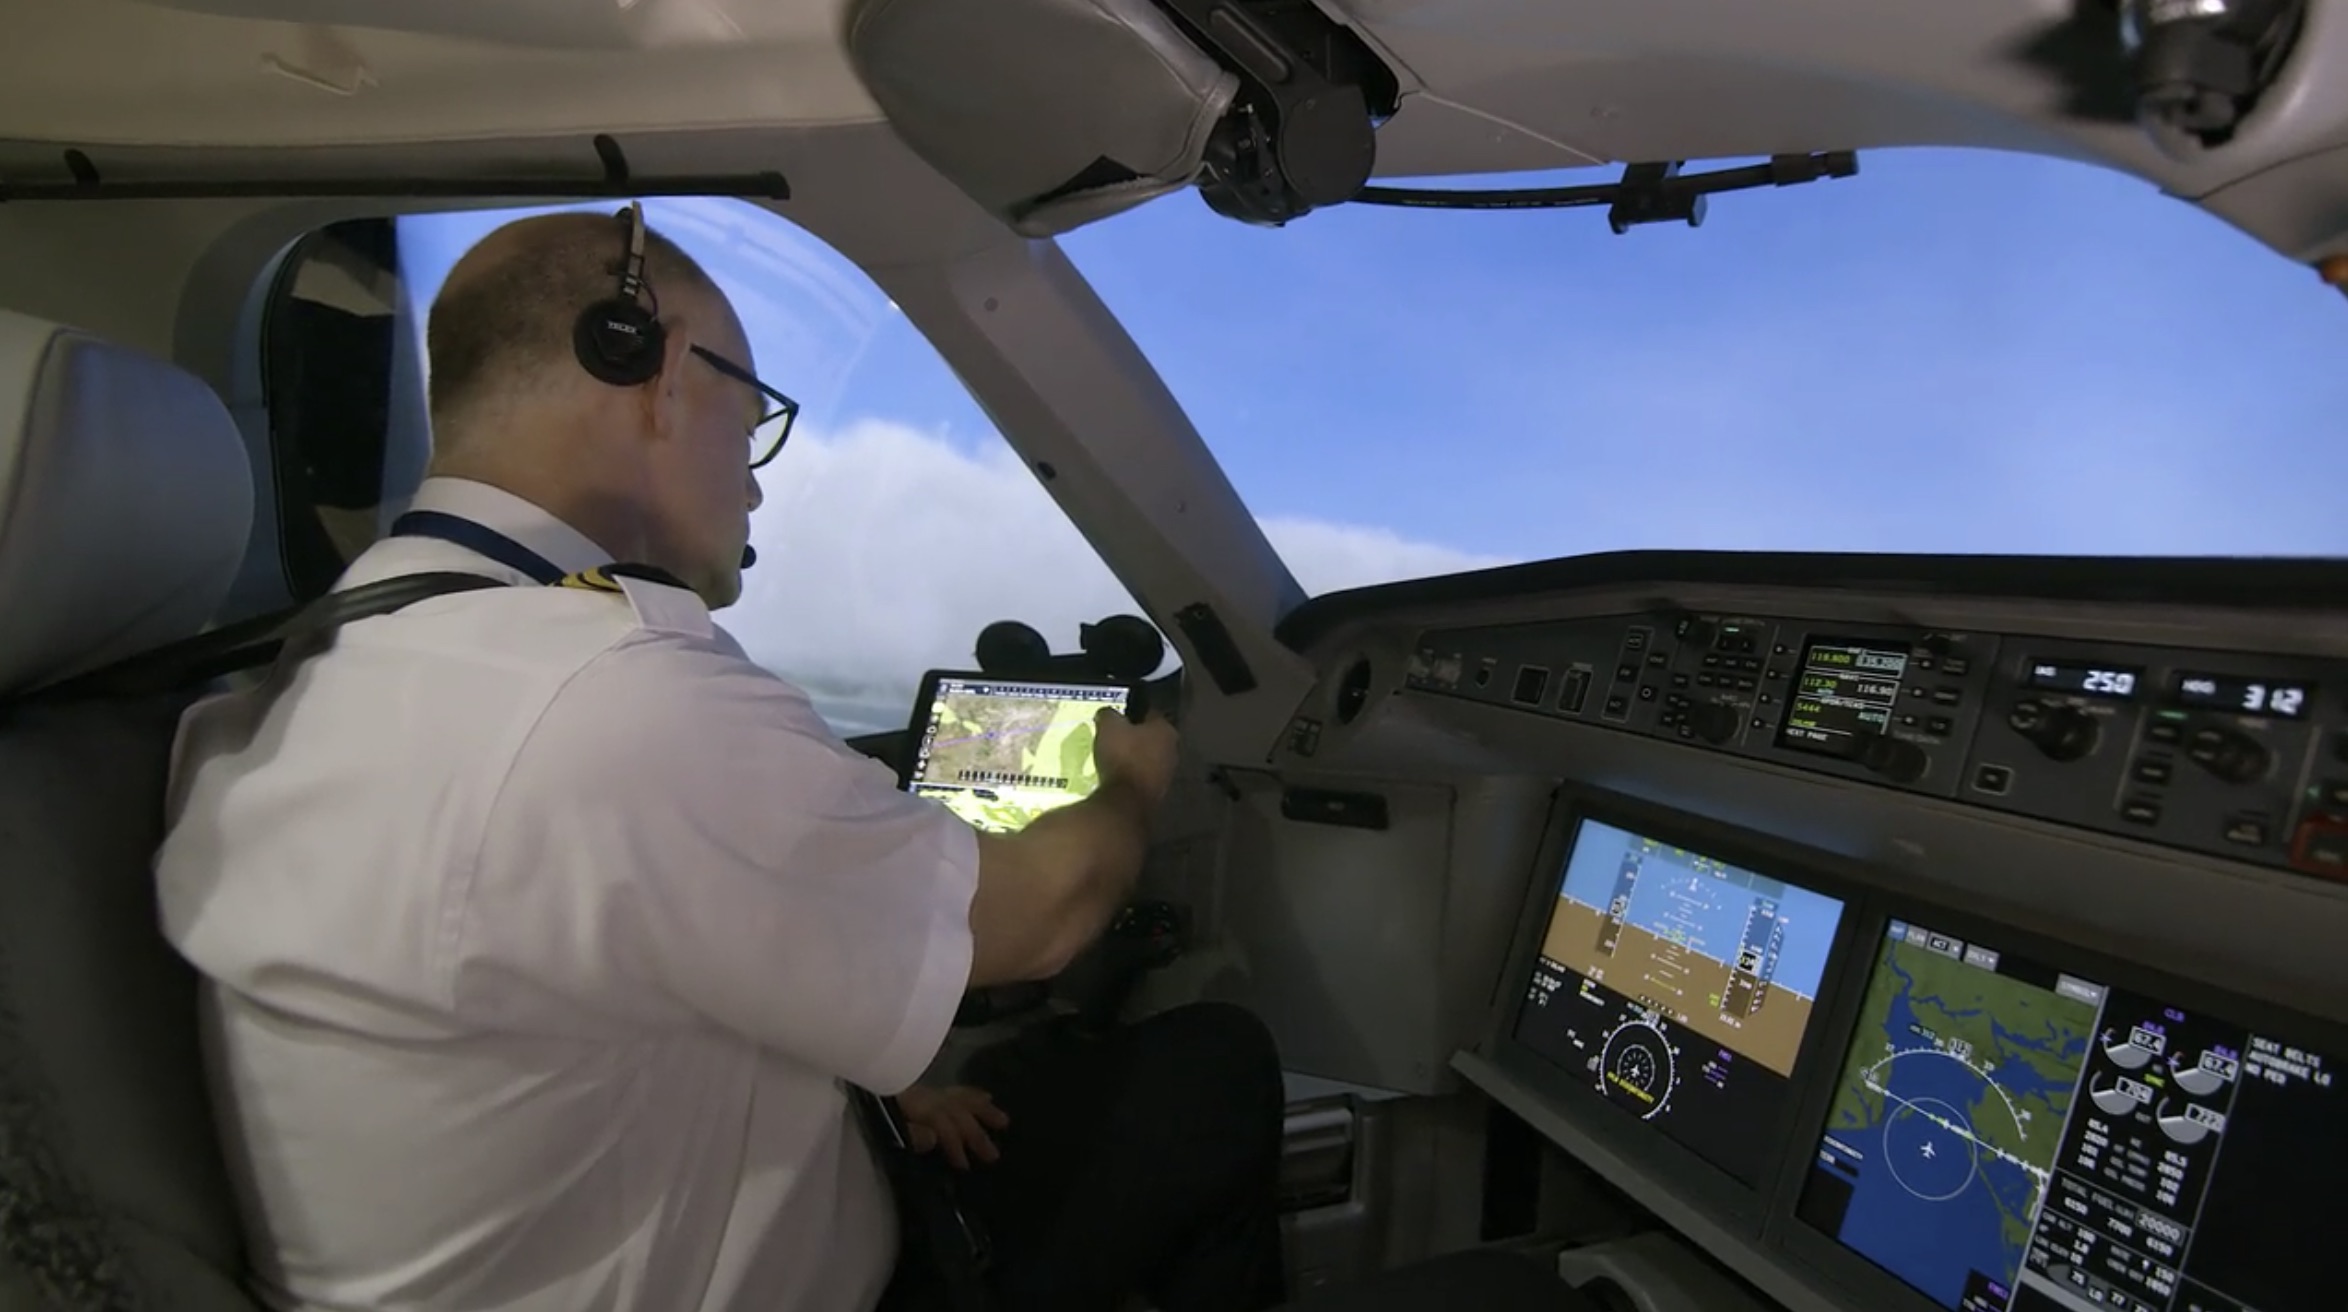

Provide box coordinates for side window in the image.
[263,197,1152,737]
[260,219,428,599]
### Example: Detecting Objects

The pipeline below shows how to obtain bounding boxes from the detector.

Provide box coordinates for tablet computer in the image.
[899,669,1133,834]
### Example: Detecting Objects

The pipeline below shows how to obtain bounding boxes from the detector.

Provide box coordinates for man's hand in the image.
[1093,706,1179,807]
[897,1084,1010,1170]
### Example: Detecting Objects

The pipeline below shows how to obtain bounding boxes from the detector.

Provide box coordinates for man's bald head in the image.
[426,210,725,433]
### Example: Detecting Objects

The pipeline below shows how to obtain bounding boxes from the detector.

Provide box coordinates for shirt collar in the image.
[400,477,614,579]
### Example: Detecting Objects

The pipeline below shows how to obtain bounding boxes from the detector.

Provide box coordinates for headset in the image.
[571,200,667,387]
[570,202,761,572]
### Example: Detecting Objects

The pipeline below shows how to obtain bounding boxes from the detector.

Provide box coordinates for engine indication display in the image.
[2172,671,2312,720]
[1779,638,1909,757]
[2022,660,2142,701]
[1513,818,1847,1184]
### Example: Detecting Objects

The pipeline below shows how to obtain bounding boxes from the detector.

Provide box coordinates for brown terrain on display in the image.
[1539,897,1815,1077]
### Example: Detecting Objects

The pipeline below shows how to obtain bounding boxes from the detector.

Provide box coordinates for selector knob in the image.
[2187,727,2271,784]
[1853,731,1929,784]
[2014,702,2099,762]
[1688,702,1741,745]
[1675,614,1718,648]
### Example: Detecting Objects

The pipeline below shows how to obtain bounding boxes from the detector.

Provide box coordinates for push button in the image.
[2121,799,2163,825]
[2132,759,2173,786]
[2146,720,2183,746]
[2292,823,2348,878]
[1617,663,1638,681]
[2222,815,2270,847]
[1942,656,1971,676]
[1972,764,2013,796]
[1927,716,1954,736]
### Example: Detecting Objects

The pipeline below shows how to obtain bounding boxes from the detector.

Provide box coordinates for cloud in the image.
[731,420,1508,735]
[1260,516,1515,595]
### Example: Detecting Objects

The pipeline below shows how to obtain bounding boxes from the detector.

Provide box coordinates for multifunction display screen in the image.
[1799,919,2337,1312]
[1779,638,1909,758]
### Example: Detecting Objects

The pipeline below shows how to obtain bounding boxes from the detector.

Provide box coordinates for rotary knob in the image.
[2187,726,2271,784]
[2017,702,2099,762]
[1853,730,1929,784]
[1687,702,1741,745]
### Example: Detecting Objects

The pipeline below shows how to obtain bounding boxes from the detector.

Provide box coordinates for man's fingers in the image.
[975,1101,1011,1131]
[908,1123,937,1154]
[946,1111,999,1168]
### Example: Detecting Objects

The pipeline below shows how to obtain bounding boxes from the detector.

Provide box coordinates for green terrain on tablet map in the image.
[913,692,1107,832]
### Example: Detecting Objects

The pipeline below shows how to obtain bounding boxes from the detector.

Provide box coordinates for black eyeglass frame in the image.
[691,344,800,469]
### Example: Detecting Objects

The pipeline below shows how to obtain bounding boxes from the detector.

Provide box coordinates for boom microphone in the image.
[740,544,758,569]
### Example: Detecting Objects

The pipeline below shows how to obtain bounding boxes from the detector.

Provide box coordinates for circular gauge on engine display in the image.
[1597,1016,1678,1120]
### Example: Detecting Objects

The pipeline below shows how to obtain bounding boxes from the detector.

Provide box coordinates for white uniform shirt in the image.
[155,477,979,1312]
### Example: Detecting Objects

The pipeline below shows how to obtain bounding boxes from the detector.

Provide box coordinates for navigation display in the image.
[903,674,1129,833]
[1779,637,1910,758]
[1512,818,1846,1184]
[1799,919,2339,1312]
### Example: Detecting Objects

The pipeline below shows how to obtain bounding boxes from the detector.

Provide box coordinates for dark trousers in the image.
[886,1001,1290,1312]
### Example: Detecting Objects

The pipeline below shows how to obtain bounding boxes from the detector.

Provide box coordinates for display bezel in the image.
[895,667,1136,792]
[1772,892,2348,1312]
[1481,785,1873,1231]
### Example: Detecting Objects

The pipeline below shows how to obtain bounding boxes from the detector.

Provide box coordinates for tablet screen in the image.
[903,673,1130,833]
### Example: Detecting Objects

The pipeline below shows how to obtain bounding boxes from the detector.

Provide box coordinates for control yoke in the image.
[974,615,1169,721]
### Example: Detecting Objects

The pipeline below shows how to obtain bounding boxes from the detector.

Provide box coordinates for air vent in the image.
[1335,657,1373,723]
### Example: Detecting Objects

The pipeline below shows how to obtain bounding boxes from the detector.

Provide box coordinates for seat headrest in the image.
[0,310,254,697]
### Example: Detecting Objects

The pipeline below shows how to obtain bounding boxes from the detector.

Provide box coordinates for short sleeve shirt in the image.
[154,477,979,1312]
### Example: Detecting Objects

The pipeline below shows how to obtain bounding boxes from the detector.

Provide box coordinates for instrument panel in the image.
[1401,612,2348,887]
[1481,795,2342,1312]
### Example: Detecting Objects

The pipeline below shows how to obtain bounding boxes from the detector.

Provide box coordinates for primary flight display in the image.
[1512,817,1847,1184]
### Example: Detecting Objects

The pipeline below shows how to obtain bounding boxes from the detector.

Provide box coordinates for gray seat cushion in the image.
[0,696,260,1311]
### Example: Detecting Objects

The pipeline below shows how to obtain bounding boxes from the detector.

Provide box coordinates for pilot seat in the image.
[0,308,1593,1312]
[0,308,262,1309]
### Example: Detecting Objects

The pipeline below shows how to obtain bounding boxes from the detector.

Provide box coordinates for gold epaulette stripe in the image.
[555,567,624,593]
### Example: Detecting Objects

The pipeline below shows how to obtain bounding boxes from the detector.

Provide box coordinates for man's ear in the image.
[639,315,697,442]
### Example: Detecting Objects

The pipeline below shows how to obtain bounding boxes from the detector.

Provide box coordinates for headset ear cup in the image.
[573,298,666,386]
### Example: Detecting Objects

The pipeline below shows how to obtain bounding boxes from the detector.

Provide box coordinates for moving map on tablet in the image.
[904,674,1130,833]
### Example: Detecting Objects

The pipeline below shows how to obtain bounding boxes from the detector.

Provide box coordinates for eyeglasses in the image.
[691,344,800,470]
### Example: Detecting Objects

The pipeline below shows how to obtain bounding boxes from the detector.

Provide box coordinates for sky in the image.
[395,146,2348,735]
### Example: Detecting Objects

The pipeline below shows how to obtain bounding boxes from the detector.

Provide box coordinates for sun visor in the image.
[846,0,1240,238]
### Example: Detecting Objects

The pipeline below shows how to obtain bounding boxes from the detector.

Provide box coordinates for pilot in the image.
[153,207,1288,1312]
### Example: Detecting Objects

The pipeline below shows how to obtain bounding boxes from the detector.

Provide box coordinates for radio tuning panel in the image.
[1401,613,2348,889]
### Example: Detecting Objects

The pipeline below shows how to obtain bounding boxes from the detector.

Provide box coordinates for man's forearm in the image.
[1021,778,1153,965]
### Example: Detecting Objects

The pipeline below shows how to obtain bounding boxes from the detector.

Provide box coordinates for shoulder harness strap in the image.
[14,558,712,709]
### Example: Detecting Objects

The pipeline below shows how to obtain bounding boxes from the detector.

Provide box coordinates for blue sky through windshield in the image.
[394,146,2348,732]
[1061,147,2348,571]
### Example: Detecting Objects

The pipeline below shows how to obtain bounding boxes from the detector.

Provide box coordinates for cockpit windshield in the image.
[1059,147,2348,595]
